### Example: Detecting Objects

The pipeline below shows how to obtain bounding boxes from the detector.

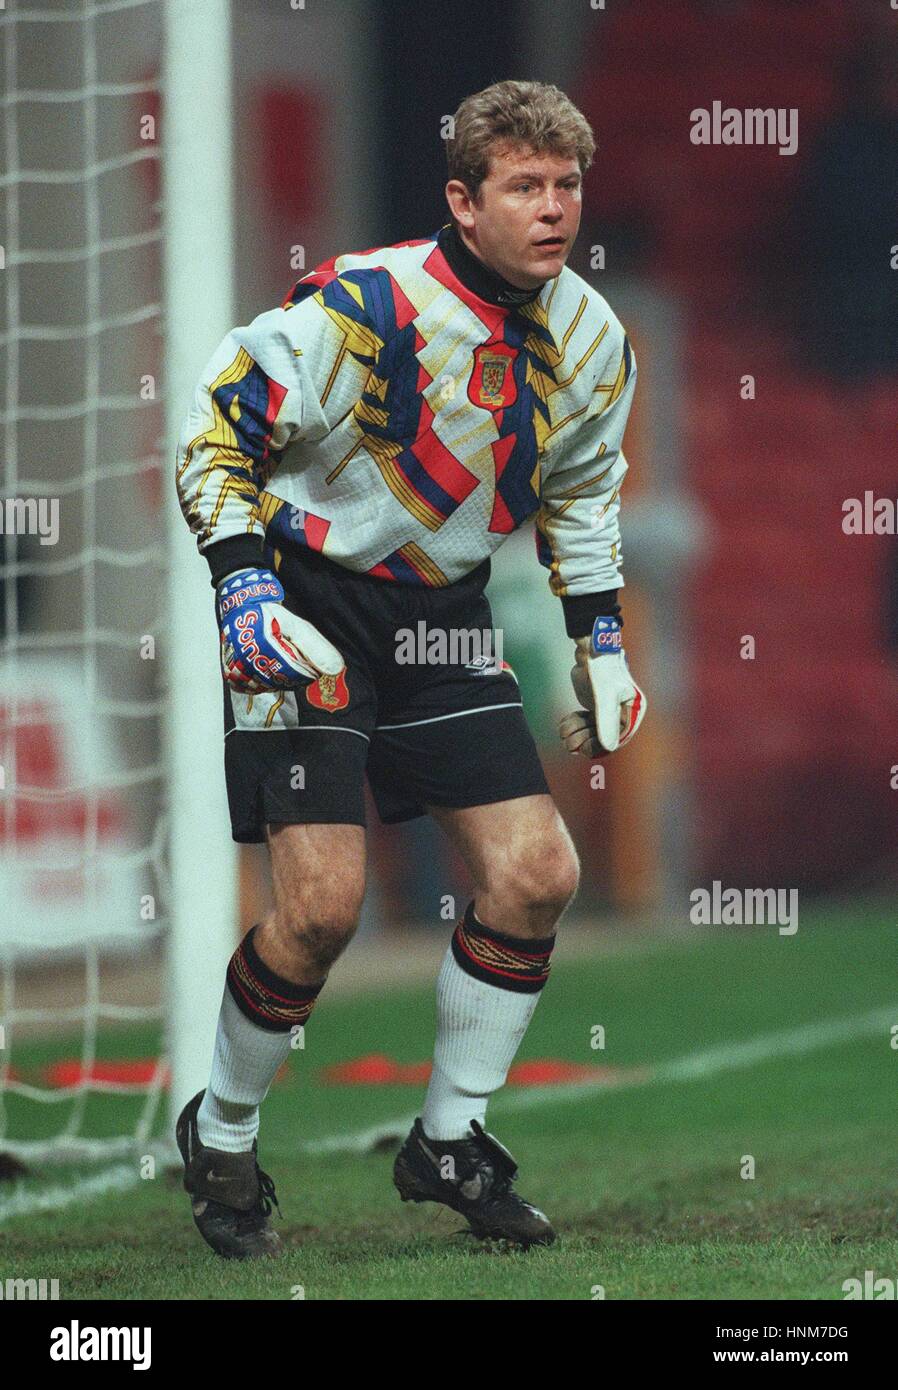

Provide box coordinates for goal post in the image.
[0,0,237,1169]
[161,0,239,1129]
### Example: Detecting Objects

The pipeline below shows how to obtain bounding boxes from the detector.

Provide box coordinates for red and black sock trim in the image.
[451,901,555,994]
[227,924,324,1033]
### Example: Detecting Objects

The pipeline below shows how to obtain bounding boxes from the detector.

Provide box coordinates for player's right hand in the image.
[216,566,345,694]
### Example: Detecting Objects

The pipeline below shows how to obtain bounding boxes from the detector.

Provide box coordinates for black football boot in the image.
[176,1090,282,1260]
[393,1117,555,1247]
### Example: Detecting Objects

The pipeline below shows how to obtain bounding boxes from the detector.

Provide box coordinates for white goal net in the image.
[0,0,175,1166]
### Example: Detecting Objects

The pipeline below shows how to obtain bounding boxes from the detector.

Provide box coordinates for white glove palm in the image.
[559,617,646,756]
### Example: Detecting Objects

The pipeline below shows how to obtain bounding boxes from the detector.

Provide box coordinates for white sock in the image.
[421,910,553,1141]
[196,925,323,1152]
[196,987,293,1151]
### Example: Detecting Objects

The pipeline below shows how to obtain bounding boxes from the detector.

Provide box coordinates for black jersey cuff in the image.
[204,534,267,588]
[560,589,622,639]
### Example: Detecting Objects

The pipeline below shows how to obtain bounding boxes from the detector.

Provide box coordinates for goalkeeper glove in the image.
[216,567,344,694]
[559,615,646,756]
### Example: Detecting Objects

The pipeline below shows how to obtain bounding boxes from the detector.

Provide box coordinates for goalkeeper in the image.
[174,78,646,1259]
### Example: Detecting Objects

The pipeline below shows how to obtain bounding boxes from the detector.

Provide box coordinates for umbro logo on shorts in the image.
[466,656,516,679]
[466,654,499,675]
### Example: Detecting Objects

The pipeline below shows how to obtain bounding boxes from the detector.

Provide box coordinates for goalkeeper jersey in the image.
[175,222,636,635]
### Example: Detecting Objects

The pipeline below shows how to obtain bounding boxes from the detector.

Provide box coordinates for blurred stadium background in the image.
[1,0,897,1296]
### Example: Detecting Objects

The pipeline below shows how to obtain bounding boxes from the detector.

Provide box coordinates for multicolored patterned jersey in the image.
[175,223,636,626]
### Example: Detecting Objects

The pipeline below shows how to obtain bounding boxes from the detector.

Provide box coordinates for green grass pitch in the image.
[2,902,896,1300]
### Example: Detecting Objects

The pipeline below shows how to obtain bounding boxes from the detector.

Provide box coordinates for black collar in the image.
[436,223,545,308]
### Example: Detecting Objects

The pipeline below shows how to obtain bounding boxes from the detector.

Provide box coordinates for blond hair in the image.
[446,80,596,201]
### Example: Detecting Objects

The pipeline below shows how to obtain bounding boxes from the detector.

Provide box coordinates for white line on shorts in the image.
[298,725,370,739]
[225,724,370,740]
[298,1002,898,1153]
[376,702,523,732]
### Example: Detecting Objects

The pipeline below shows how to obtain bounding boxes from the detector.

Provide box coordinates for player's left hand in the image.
[559,616,647,756]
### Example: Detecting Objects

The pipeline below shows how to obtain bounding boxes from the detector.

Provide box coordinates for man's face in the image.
[447,143,583,290]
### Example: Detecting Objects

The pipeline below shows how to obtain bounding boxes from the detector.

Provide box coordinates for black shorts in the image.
[222,544,549,841]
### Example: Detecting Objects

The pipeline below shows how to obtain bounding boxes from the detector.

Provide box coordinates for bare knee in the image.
[515,837,580,916]
[483,831,580,933]
[274,892,362,973]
